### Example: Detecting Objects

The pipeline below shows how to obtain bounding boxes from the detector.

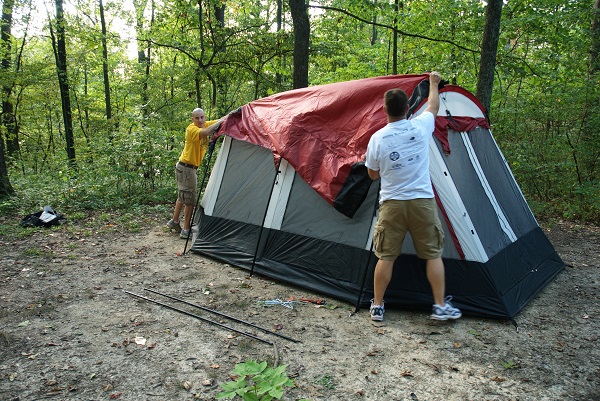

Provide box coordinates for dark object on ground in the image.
[20,206,66,228]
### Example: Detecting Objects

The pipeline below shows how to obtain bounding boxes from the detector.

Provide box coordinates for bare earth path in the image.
[0,215,598,401]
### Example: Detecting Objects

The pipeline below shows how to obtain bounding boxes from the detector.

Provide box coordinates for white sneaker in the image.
[431,296,462,320]
[167,219,181,230]
[370,299,385,322]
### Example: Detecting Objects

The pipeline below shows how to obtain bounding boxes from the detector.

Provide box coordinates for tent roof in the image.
[217,74,488,205]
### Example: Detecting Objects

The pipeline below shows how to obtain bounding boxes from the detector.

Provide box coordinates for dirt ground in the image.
[0,213,598,401]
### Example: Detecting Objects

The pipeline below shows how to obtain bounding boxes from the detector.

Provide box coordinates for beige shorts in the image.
[175,163,197,205]
[373,198,444,261]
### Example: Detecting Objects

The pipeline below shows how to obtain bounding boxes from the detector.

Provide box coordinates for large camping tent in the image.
[189,74,564,319]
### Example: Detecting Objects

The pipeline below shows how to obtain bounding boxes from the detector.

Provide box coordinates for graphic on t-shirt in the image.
[389,152,400,161]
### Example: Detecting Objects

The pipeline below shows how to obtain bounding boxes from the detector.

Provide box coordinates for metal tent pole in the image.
[250,158,282,277]
[144,288,301,343]
[124,290,274,345]
[354,182,380,313]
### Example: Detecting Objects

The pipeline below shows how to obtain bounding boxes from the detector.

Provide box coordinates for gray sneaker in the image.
[179,229,190,239]
[370,299,384,322]
[431,296,462,320]
[167,219,181,230]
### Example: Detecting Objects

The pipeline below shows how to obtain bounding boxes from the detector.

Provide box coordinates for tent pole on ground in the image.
[144,288,301,343]
[124,289,274,345]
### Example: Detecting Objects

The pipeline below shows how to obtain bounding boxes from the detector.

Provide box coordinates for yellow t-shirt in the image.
[178,119,218,167]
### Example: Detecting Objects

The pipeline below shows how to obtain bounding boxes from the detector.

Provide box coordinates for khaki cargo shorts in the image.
[373,198,444,261]
[175,162,197,205]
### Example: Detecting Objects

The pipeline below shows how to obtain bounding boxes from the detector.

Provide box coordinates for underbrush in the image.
[0,169,176,238]
[0,161,597,240]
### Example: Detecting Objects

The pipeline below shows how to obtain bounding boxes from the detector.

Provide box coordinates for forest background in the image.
[0,0,598,224]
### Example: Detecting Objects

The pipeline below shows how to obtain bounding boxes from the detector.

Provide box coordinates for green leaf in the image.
[242,392,259,401]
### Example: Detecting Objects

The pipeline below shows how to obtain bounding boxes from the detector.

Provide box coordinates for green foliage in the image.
[1,0,598,225]
[216,360,295,401]
[501,360,520,369]
[313,374,335,390]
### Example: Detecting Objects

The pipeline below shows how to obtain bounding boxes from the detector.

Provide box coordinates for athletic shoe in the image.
[167,219,181,230]
[370,299,385,322]
[430,296,462,320]
[179,229,190,239]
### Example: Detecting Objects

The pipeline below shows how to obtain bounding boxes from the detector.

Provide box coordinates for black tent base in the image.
[191,213,564,320]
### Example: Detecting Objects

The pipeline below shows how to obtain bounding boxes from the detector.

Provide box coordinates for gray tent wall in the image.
[190,86,564,319]
[192,135,380,302]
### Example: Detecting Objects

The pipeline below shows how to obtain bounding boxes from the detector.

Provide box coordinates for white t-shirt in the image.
[365,111,435,202]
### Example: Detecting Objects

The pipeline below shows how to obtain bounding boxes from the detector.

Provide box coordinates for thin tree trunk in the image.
[0,0,15,196]
[276,0,283,87]
[392,0,399,75]
[51,0,76,165]
[2,0,19,157]
[591,0,600,74]
[133,0,152,119]
[99,0,112,121]
[476,0,503,115]
[289,0,309,88]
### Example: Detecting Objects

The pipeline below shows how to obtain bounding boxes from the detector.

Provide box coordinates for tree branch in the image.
[309,5,477,54]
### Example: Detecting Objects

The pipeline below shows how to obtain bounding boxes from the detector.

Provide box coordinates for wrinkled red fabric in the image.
[216,74,485,206]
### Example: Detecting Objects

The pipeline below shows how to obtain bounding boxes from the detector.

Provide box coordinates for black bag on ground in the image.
[20,206,66,227]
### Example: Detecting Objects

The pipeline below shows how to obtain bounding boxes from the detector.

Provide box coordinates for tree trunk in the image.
[99,0,112,121]
[392,0,399,75]
[0,0,15,196]
[133,0,152,119]
[51,0,76,165]
[591,0,600,74]
[276,0,283,86]
[475,0,503,116]
[2,0,19,157]
[289,0,309,88]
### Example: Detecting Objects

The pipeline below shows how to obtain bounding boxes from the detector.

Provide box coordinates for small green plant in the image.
[216,360,295,401]
[501,360,520,369]
[314,374,335,390]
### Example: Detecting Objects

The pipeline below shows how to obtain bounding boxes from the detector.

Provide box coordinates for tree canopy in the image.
[0,0,598,222]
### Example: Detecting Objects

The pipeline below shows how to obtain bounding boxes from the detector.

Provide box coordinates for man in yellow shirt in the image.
[167,108,224,238]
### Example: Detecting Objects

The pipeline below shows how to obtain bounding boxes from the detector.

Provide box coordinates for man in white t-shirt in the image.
[365,71,462,322]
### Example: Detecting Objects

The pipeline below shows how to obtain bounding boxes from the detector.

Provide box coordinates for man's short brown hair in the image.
[384,89,409,117]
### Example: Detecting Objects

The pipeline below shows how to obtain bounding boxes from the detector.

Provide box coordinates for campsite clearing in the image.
[0,214,598,401]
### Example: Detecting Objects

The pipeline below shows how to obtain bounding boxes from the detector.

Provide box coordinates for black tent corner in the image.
[333,162,372,218]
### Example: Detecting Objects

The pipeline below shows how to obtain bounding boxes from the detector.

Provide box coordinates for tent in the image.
[189,74,564,319]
